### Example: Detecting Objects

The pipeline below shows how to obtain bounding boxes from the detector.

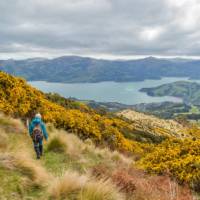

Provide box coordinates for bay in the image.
[28,77,191,105]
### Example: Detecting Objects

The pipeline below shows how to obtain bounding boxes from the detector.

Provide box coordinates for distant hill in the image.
[118,109,187,138]
[140,81,200,105]
[84,100,191,119]
[1,56,200,82]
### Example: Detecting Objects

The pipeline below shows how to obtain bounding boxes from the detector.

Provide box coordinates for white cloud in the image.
[166,0,200,30]
[140,27,164,41]
[167,0,190,7]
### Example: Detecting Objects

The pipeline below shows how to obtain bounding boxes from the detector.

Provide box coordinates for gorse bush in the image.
[138,138,200,191]
[46,92,93,113]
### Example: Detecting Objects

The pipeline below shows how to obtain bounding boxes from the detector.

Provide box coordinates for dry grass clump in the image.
[65,133,84,156]
[0,153,15,170]
[112,170,136,194]
[49,171,87,199]
[91,164,110,179]
[90,164,195,200]
[0,113,26,134]
[110,150,132,166]
[14,152,52,187]
[49,170,125,200]
[47,129,84,157]
[0,151,52,190]
[127,168,194,200]
[79,179,125,200]
[0,130,9,150]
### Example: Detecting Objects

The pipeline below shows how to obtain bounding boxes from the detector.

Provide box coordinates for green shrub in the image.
[47,136,67,153]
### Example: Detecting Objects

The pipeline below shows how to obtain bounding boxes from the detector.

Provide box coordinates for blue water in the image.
[29,77,191,105]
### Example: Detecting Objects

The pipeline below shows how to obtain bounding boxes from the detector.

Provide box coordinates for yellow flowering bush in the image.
[138,138,200,191]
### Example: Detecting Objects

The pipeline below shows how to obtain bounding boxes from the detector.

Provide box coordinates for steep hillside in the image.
[118,110,188,138]
[0,71,159,154]
[0,114,195,200]
[1,71,200,197]
[140,81,200,105]
[1,56,200,83]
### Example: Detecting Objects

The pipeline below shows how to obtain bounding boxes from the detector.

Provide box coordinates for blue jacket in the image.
[29,117,48,140]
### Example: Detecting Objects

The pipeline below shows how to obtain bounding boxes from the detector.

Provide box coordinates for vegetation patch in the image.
[47,135,67,153]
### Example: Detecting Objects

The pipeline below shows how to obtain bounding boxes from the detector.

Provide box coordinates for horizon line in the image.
[1,53,200,61]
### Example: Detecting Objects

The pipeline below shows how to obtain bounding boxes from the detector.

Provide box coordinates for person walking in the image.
[29,113,48,159]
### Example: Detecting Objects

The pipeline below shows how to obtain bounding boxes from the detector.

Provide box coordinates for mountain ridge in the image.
[1,56,200,83]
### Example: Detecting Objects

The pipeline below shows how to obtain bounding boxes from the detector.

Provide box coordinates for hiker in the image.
[29,113,48,159]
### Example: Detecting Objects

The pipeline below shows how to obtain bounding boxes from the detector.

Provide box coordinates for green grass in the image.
[47,136,67,153]
[0,167,46,200]
[42,146,106,177]
[190,106,200,114]
[0,167,23,199]
[42,151,72,176]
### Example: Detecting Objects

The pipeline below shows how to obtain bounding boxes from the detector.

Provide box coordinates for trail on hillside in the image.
[0,114,195,200]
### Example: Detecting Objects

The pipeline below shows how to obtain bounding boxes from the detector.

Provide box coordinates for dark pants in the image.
[33,138,43,159]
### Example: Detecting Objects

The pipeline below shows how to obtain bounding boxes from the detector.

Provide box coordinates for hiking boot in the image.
[39,145,43,156]
[36,154,40,159]
[34,145,40,159]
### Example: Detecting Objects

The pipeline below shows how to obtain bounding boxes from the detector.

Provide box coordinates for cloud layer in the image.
[1,0,200,58]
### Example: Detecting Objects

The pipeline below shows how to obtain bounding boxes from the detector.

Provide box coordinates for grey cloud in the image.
[0,0,200,58]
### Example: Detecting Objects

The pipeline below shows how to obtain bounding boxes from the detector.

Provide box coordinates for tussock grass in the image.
[49,171,87,199]
[0,113,26,134]
[0,130,8,150]
[49,171,124,200]
[79,179,125,200]
[0,152,52,187]
[47,127,133,168]
[0,153,15,170]
[14,152,52,187]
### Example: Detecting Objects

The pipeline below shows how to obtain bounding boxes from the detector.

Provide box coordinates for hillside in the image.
[118,110,188,138]
[0,71,162,154]
[85,100,191,119]
[1,56,200,83]
[1,71,200,198]
[140,81,200,106]
[0,114,195,200]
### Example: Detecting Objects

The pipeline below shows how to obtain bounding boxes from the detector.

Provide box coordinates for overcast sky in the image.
[1,0,200,59]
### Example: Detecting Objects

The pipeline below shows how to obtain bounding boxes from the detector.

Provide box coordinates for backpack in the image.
[32,124,43,143]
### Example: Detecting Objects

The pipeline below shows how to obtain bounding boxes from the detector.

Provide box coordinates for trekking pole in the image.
[26,118,29,131]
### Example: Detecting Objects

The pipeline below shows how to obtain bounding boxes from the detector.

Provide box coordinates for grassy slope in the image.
[0,114,196,200]
[140,81,200,105]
